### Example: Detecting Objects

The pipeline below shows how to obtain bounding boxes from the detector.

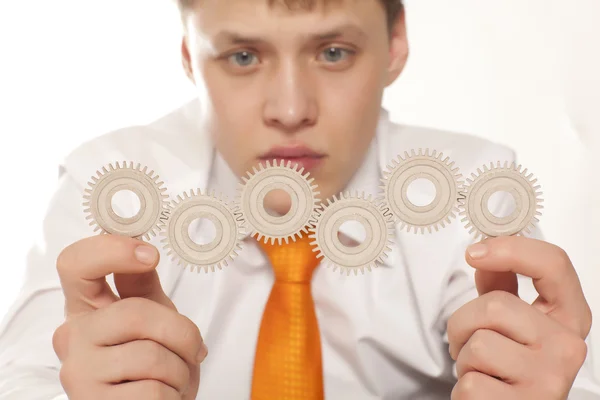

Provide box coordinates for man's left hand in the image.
[448,236,592,399]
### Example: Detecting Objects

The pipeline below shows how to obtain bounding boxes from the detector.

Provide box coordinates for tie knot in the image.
[257,235,320,283]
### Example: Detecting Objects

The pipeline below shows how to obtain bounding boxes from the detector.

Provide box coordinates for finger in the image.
[465,236,590,337]
[447,290,548,360]
[455,329,532,383]
[52,322,70,361]
[113,270,175,310]
[474,269,519,297]
[57,235,160,317]
[451,372,515,400]
[83,297,207,366]
[108,380,180,400]
[98,339,190,394]
[186,363,201,399]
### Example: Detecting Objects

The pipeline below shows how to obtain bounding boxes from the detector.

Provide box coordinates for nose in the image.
[263,60,317,133]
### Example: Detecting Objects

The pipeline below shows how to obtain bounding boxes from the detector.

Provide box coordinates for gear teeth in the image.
[380,149,463,234]
[460,160,543,238]
[83,161,170,240]
[83,152,546,277]
[237,160,321,245]
[310,193,394,275]
[161,189,245,273]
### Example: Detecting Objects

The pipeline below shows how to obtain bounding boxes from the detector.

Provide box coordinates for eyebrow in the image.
[212,23,368,46]
[312,24,368,40]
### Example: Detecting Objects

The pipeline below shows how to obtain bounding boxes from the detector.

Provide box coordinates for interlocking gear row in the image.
[83,150,544,275]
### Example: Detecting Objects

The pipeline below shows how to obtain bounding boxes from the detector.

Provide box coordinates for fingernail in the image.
[197,343,208,363]
[467,243,488,259]
[134,245,157,265]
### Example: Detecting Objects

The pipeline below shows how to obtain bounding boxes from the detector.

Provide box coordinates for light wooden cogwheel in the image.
[83,161,170,240]
[81,151,544,275]
[309,191,395,276]
[160,189,245,273]
[459,161,544,239]
[235,159,321,245]
[380,148,464,234]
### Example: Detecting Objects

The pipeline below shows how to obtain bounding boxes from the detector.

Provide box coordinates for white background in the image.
[0,0,599,379]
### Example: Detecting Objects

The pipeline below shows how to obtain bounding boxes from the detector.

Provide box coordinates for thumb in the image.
[57,235,167,318]
[474,269,519,297]
[183,364,201,400]
[113,248,176,310]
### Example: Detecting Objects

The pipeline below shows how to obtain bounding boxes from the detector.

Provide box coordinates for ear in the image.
[181,36,195,83]
[385,7,409,87]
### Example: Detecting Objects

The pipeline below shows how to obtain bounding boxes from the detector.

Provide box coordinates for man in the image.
[0,0,598,398]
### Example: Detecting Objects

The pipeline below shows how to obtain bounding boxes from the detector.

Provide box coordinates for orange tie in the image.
[250,234,324,400]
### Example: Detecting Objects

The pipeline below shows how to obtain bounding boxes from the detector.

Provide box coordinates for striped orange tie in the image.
[250,234,324,400]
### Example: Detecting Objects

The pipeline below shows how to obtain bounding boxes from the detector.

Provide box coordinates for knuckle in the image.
[554,245,572,268]
[58,359,79,391]
[446,313,458,340]
[452,372,480,400]
[560,336,588,367]
[455,330,488,378]
[55,244,75,276]
[180,316,202,348]
[483,291,510,320]
[582,303,593,337]
[120,296,147,310]
[489,289,513,302]
[118,297,150,320]
[454,352,467,378]
[52,322,70,359]
[467,330,487,357]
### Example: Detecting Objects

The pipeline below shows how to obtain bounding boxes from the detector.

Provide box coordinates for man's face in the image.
[181,0,407,213]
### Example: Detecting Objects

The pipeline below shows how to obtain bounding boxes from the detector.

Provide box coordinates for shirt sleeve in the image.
[0,167,91,399]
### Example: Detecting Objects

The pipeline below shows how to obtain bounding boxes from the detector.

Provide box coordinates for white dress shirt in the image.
[0,99,598,399]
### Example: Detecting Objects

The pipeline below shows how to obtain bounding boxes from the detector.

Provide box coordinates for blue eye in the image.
[229,51,257,67]
[321,47,350,63]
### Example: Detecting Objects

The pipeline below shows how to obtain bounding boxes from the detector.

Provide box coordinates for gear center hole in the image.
[111,190,141,219]
[188,218,217,246]
[263,189,292,217]
[337,220,366,248]
[487,191,517,218]
[407,178,436,207]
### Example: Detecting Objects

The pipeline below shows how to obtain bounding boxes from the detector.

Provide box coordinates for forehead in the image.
[187,0,385,35]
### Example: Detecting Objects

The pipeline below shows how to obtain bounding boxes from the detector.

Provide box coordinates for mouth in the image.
[258,145,327,171]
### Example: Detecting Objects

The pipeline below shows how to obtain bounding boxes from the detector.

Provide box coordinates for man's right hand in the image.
[52,235,207,400]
